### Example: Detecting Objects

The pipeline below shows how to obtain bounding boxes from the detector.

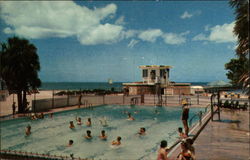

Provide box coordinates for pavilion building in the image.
[123,65,191,95]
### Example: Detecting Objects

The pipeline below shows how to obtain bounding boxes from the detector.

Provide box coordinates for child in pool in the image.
[25,125,31,136]
[86,118,91,126]
[69,121,75,129]
[178,127,187,139]
[67,140,74,147]
[138,127,146,136]
[112,136,121,146]
[127,113,135,121]
[99,130,107,140]
[76,117,82,125]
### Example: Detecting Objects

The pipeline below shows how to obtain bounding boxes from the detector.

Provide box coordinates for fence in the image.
[0,88,213,114]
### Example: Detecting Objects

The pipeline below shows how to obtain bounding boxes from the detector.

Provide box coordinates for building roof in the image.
[139,65,172,69]
[123,82,155,86]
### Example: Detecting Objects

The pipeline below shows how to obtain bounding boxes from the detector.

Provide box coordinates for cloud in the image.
[192,33,208,41]
[127,39,139,48]
[77,24,123,45]
[180,10,201,19]
[209,22,236,43]
[192,22,237,43]
[0,1,190,46]
[162,31,189,45]
[138,29,163,42]
[180,11,193,19]
[0,1,124,45]
[115,16,126,25]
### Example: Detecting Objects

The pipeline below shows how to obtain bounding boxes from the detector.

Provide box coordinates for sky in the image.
[0,1,238,83]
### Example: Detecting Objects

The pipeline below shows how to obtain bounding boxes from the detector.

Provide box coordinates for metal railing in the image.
[189,104,210,127]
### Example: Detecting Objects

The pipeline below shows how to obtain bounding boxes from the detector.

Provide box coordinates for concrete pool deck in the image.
[169,108,250,160]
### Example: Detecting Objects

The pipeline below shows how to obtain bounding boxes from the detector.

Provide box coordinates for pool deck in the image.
[169,108,250,160]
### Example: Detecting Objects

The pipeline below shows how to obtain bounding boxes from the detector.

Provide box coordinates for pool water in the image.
[1,105,205,159]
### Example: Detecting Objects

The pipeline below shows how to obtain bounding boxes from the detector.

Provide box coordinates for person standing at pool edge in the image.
[182,103,190,137]
[78,93,82,108]
[12,102,16,116]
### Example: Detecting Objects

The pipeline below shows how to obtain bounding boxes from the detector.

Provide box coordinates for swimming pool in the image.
[1,105,205,159]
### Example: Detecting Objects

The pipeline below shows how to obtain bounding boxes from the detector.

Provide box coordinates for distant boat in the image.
[108,79,113,84]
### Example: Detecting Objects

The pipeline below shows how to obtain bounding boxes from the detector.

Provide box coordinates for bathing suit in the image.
[182,107,189,120]
[177,151,193,160]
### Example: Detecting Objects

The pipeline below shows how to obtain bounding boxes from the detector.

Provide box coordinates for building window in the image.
[142,69,148,77]
[150,70,156,79]
[160,69,166,77]
[166,69,169,78]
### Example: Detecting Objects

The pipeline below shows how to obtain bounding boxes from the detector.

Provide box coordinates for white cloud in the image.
[0,1,124,45]
[77,24,123,45]
[209,22,236,43]
[123,30,138,39]
[127,39,139,48]
[138,29,163,42]
[115,16,126,25]
[0,1,191,46]
[192,33,208,41]
[192,22,237,43]
[162,31,189,45]
[180,11,193,19]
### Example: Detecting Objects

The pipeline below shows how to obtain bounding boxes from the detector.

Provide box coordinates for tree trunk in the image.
[17,91,24,113]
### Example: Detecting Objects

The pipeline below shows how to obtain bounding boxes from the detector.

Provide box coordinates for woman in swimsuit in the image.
[177,141,195,160]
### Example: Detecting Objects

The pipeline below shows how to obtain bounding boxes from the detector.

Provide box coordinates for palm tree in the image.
[228,0,249,94]
[0,37,41,113]
[230,0,249,56]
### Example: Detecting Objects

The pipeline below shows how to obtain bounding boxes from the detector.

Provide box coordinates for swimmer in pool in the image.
[99,130,107,140]
[127,113,135,121]
[112,136,121,146]
[76,117,82,125]
[138,127,146,136]
[68,140,74,147]
[86,118,91,127]
[84,130,92,139]
[25,125,31,136]
[69,121,75,129]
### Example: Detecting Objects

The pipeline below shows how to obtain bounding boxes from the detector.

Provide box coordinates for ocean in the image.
[39,82,208,91]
